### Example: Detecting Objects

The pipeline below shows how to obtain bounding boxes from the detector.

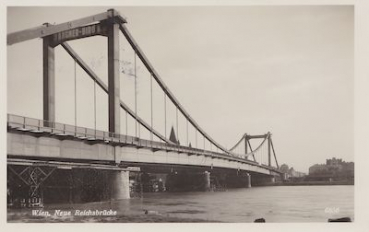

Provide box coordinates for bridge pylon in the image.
[38,9,127,134]
[246,132,279,169]
[232,132,279,169]
[107,9,121,134]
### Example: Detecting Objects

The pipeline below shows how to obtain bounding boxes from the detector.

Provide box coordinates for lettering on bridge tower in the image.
[51,23,107,46]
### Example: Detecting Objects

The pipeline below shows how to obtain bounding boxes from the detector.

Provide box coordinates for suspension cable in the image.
[248,140,256,162]
[261,142,264,165]
[195,130,198,148]
[150,73,153,141]
[203,136,205,150]
[260,142,262,165]
[74,60,77,127]
[186,119,188,146]
[120,24,230,153]
[134,52,138,138]
[270,138,279,168]
[94,77,96,131]
[164,94,167,139]
[125,111,128,135]
[176,107,179,144]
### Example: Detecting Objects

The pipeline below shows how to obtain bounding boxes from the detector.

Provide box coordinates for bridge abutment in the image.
[7,163,134,208]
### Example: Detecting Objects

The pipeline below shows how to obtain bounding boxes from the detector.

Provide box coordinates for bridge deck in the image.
[7,114,281,174]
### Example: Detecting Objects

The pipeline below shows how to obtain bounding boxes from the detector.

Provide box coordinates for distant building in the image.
[308,157,354,181]
[288,167,306,178]
[309,164,328,175]
[326,158,343,166]
[279,164,306,179]
[279,164,289,173]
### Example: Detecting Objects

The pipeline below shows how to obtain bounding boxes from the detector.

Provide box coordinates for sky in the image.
[6,6,354,173]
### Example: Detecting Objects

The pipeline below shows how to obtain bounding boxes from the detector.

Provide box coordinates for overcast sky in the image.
[7,6,354,172]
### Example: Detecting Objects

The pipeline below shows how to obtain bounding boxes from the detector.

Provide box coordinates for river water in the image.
[8,185,354,223]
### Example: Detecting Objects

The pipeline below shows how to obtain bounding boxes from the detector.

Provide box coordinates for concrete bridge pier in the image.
[245,173,251,188]
[203,171,211,191]
[110,170,130,199]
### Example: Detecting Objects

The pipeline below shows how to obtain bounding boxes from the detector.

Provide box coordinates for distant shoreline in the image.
[273,180,354,186]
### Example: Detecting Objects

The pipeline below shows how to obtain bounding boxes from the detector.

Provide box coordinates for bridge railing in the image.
[7,114,215,155]
[7,114,281,172]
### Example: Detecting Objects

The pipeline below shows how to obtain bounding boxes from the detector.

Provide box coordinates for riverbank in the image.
[7,210,220,223]
[276,180,354,186]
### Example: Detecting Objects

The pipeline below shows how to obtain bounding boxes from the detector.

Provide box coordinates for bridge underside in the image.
[7,157,277,206]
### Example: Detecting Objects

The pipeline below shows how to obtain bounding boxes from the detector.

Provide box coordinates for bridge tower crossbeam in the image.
[38,9,124,134]
[244,132,279,169]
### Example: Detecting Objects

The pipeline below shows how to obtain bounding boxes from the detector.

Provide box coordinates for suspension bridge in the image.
[7,9,283,207]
